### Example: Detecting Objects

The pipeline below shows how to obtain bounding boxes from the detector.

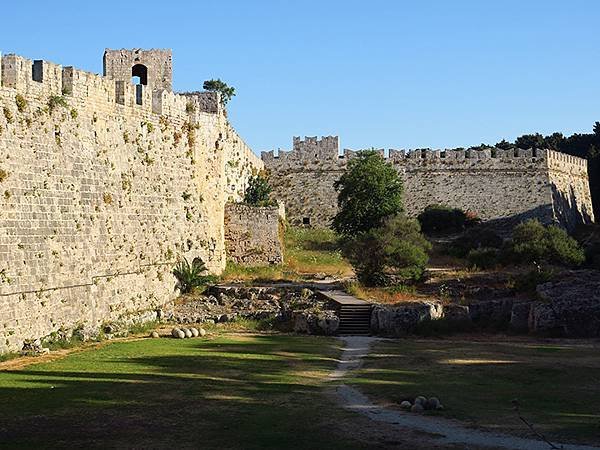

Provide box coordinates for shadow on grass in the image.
[0,335,357,450]
[346,339,600,445]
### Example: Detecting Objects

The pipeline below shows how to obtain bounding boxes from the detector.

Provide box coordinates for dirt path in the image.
[331,336,600,450]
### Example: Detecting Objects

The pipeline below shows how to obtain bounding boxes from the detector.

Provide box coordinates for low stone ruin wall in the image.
[224,204,284,266]
[370,298,515,336]
[172,270,599,339]
[172,285,339,335]
[371,270,600,337]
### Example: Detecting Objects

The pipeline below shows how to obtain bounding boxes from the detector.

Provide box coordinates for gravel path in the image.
[331,336,600,450]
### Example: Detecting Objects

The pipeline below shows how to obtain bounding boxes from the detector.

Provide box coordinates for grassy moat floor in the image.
[1,227,599,448]
[1,330,599,448]
[347,337,600,444]
[0,333,360,449]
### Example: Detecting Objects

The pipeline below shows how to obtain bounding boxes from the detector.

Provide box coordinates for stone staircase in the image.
[338,303,372,335]
[318,290,372,335]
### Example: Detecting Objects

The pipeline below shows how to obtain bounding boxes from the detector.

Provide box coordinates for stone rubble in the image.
[172,286,340,335]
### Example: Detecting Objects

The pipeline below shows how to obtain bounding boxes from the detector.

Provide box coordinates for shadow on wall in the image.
[478,204,556,235]
[551,184,594,232]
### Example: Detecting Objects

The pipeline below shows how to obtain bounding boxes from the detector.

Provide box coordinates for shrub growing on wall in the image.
[343,215,431,286]
[333,150,403,237]
[244,174,273,206]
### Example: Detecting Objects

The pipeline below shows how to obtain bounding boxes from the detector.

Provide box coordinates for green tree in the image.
[515,133,546,149]
[545,132,565,150]
[495,139,514,150]
[344,215,431,286]
[332,151,403,236]
[244,174,273,206]
[203,79,236,106]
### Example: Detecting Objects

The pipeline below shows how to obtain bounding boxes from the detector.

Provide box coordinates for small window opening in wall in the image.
[302,217,311,225]
[131,64,148,85]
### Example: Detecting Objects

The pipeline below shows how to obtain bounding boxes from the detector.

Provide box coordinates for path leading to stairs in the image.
[330,336,600,450]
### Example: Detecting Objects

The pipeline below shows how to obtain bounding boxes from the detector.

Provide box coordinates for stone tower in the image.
[103,48,172,91]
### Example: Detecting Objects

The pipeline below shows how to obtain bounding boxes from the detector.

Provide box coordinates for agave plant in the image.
[172,256,216,293]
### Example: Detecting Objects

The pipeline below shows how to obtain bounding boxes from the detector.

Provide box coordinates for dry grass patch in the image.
[347,337,600,445]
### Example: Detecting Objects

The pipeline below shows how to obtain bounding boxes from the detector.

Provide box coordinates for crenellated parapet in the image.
[262,135,563,173]
[1,54,63,97]
[262,136,340,166]
[0,52,223,125]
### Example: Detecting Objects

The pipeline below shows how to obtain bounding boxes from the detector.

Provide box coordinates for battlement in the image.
[260,135,590,170]
[547,148,588,167]
[260,136,590,168]
[1,54,63,97]
[0,51,222,122]
[293,135,339,153]
[262,136,340,162]
[385,147,545,160]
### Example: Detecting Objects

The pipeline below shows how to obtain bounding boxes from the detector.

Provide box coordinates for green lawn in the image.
[346,338,600,445]
[222,226,353,282]
[0,334,361,449]
[284,227,352,276]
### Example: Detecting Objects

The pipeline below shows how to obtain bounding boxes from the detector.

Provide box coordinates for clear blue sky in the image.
[2,1,599,154]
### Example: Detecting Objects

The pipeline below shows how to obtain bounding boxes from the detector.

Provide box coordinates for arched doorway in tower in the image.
[132,64,148,105]
[131,64,148,85]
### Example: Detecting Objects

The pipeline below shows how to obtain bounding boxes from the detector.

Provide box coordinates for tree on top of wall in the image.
[203,79,236,106]
[332,150,404,237]
[244,174,274,207]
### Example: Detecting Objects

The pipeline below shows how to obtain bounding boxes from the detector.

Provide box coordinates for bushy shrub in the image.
[244,174,273,206]
[572,224,600,268]
[449,226,504,257]
[511,219,548,262]
[343,215,431,286]
[510,219,585,266]
[512,267,555,293]
[467,247,500,269]
[418,204,472,235]
[546,225,586,266]
[173,257,217,293]
[333,150,403,237]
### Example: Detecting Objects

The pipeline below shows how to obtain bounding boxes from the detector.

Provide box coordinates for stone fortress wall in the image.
[262,136,595,229]
[224,203,284,266]
[0,49,263,353]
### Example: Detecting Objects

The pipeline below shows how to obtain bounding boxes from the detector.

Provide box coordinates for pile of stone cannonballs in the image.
[400,396,444,413]
[149,328,207,339]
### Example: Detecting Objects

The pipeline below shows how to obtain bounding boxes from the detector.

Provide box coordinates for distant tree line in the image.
[465,121,600,217]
